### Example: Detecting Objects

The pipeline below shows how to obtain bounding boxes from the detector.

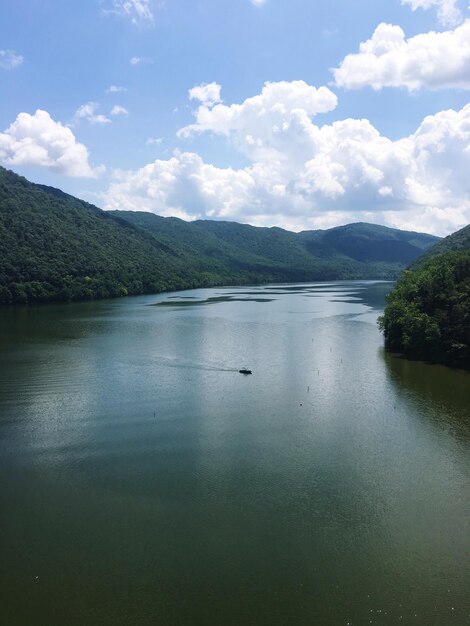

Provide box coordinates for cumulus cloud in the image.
[107,85,127,93]
[146,137,163,145]
[102,0,154,25]
[333,20,470,90]
[110,105,129,116]
[178,80,338,164]
[101,81,470,234]
[75,102,111,125]
[188,82,222,107]
[0,110,102,177]
[400,0,462,26]
[0,49,23,70]
[103,152,257,221]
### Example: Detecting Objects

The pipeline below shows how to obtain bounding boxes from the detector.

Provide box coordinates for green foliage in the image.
[410,224,470,269]
[379,251,470,369]
[0,166,441,305]
[115,213,440,283]
[302,222,439,264]
[0,167,219,304]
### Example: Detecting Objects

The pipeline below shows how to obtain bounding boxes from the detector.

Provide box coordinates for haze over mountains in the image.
[0,166,442,304]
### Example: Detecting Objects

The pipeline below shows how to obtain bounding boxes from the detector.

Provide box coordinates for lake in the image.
[0,281,469,626]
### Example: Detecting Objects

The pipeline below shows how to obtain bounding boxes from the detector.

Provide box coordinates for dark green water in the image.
[0,282,469,626]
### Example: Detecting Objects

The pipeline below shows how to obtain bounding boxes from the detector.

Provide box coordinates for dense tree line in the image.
[379,251,470,369]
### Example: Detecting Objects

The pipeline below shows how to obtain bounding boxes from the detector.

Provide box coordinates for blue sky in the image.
[0,0,469,234]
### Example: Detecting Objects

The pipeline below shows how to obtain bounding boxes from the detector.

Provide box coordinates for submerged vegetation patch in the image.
[154,295,275,307]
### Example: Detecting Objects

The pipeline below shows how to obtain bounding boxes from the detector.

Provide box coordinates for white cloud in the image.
[110,105,129,116]
[0,49,23,70]
[0,110,102,177]
[178,80,338,165]
[104,152,266,222]
[102,0,154,25]
[130,56,153,65]
[146,137,163,145]
[188,82,222,107]
[250,0,267,6]
[333,20,470,90]
[107,85,127,93]
[75,102,112,125]
[101,81,470,234]
[400,0,462,26]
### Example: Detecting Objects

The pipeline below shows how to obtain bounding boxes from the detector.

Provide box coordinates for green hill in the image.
[410,224,470,268]
[0,167,230,304]
[303,222,438,263]
[0,166,440,304]
[114,212,440,282]
[113,212,362,282]
[379,223,470,369]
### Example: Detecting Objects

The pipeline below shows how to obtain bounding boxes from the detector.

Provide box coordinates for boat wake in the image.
[130,355,240,372]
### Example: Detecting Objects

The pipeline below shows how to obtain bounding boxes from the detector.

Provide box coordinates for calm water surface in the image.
[0,282,469,625]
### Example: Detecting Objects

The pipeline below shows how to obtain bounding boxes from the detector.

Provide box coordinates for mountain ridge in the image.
[113,210,440,276]
[0,166,440,304]
[410,224,470,268]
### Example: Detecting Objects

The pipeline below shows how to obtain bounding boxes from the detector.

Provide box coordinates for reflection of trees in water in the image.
[358,282,394,310]
[329,283,394,310]
[381,348,470,440]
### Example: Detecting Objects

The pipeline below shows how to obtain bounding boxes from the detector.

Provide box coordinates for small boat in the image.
[239,367,252,375]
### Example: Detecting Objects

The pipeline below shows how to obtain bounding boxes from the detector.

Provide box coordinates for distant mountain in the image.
[115,212,440,280]
[0,166,440,304]
[301,222,439,264]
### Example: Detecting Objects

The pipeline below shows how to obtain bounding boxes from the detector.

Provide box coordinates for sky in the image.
[0,0,469,235]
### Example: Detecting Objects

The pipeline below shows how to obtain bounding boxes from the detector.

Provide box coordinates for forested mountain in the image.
[302,222,438,263]
[410,224,470,267]
[113,212,439,281]
[379,224,470,369]
[0,166,440,304]
[0,167,229,304]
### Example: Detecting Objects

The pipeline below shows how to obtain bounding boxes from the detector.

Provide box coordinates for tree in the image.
[379,251,470,369]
